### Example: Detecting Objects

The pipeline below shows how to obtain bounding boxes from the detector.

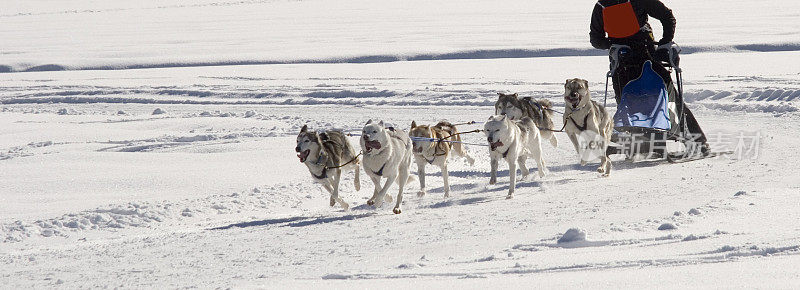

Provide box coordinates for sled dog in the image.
[409,121,475,197]
[484,115,548,198]
[563,78,613,176]
[494,92,558,148]
[296,125,361,210]
[360,120,414,214]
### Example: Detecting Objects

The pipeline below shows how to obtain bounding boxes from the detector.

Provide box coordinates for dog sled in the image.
[604,42,708,162]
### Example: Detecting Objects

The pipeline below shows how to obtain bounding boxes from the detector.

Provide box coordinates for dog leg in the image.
[568,134,586,166]
[374,175,395,208]
[489,158,498,185]
[530,142,548,178]
[367,175,382,206]
[598,156,612,177]
[442,164,451,198]
[507,158,516,199]
[330,169,349,210]
[454,142,475,165]
[517,155,529,180]
[417,162,426,197]
[394,172,407,214]
[353,165,361,191]
[322,182,334,196]
[549,134,558,148]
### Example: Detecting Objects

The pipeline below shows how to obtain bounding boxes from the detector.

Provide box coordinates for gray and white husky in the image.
[484,115,548,199]
[494,92,558,148]
[563,78,612,176]
[409,120,475,198]
[360,120,414,214]
[296,125,361,210]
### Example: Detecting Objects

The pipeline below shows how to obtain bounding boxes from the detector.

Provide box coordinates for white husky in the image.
[296,125,361,210]
[360,120,414,214]
[484,115,548,199]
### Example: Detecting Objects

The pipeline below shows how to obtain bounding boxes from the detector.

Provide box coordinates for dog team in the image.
[294,79,613,214]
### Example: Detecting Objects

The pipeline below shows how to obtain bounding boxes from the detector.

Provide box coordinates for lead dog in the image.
[409,120,475,198]
[296,125,361,210]
[494,93,558,148]
[484,115,548,199]
[360,120,414,214]
[563,78,613,176]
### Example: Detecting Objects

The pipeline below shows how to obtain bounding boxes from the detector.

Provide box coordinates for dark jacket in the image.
[590,0,676,49]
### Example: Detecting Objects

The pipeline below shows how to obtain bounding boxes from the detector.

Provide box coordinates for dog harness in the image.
[598,0,641,38]
[371,162,387,176]
[569,114,591,131]
[501,146,511,159]
[310,167,328,180]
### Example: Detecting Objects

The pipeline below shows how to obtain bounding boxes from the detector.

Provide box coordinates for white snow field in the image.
[2,0,800,288]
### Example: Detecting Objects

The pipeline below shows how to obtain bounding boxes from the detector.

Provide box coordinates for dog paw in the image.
[580,160,587,166]
[417,190,426,197]
[443,192,450,198]
[489,178,497,185]
[341,202,350,211]
[506,194,514,199]
[393,207,402,214]
[367,199,375,206]
[329,197,336,207]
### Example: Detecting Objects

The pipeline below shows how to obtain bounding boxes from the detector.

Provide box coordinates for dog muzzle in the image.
[364,139,382,153]
[297,149,310,163]
[489,140,504,151]
[566,92,580,108]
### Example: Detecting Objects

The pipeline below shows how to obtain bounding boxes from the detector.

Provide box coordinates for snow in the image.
[557,228,587,244]
[1,0,800,288]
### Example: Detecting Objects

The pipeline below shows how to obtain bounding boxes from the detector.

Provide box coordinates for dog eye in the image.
[372,130,377,133]
[304,140,309,142]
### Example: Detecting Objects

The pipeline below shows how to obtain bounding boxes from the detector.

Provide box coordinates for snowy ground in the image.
[2,0,800,288]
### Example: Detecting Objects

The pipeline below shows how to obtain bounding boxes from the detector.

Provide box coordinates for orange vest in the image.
[599,0,641,38]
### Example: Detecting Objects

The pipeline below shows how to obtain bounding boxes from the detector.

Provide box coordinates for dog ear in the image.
[319,132,328,140]
[497,92,503,96]
[582,79,589,88]
[512,93,518,97]
[300,124,308,133]
[378,120,384,127]
[411,121,417,128]
[366,119,373,125]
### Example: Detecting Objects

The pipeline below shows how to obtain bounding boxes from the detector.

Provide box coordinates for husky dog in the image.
[296,125,361,210]
[494,93,558,148]
[484,115,548,199]
[409,121,475,198]
[360,120,414,214]
[563,78,613,176]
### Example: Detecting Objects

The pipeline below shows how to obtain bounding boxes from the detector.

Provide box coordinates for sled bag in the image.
[600,0,641,38]
[614,61,671,131]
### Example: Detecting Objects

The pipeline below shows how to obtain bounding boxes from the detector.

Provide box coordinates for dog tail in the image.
[434,121,456,136]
